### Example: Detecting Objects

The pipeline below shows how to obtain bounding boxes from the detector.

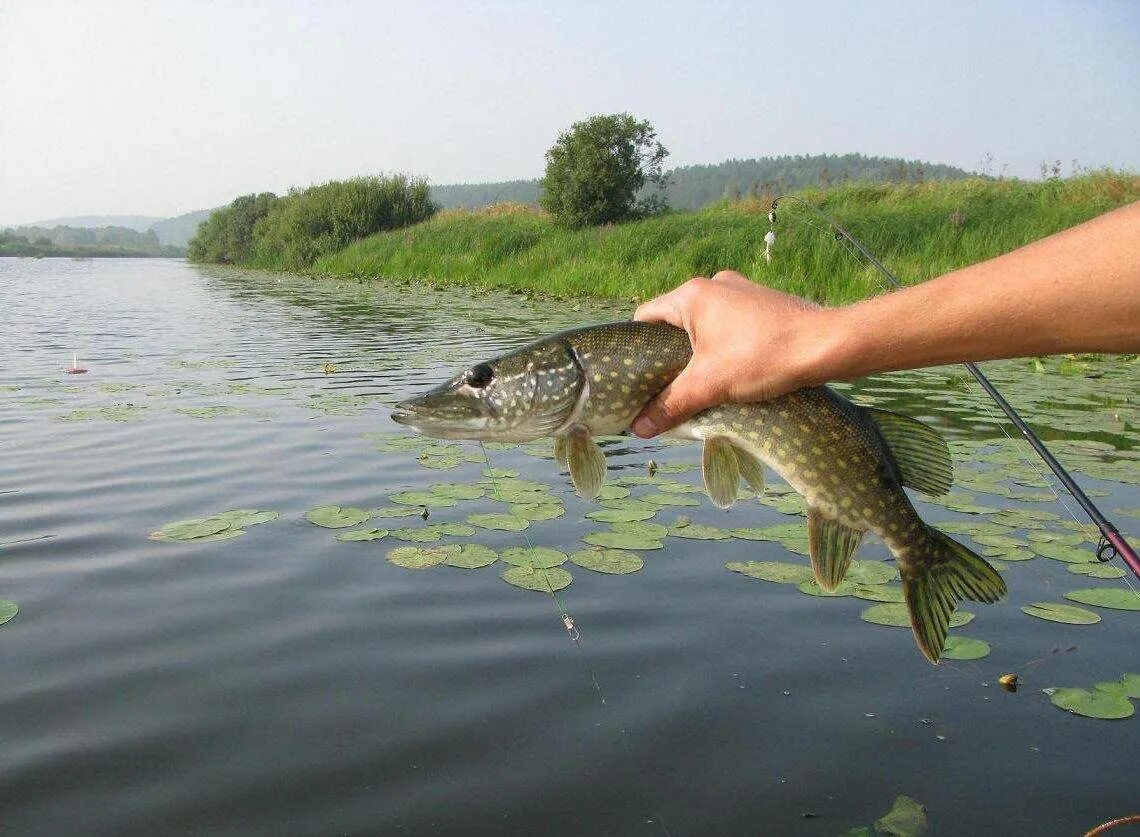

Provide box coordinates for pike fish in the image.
[391,321,1006,663]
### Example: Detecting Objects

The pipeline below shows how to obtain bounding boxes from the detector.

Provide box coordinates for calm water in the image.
[0,258,1137,836]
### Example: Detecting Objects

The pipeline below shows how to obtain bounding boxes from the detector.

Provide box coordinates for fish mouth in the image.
[390,399,421,429]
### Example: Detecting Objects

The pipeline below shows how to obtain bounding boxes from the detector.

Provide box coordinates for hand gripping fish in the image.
[392,321,1006,663]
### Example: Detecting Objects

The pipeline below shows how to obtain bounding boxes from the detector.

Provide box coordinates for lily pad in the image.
[641,493,702,507]
[941,635,991,660]
[610,520,669,539]
[595,484,631,500]
[586,506,658,523]
[390,491,458,508]
[846,560,899,585]
[501,565,572,593]
[570,548,644,574]
[212,509,279,527]
[336,528,389,541]
[482,467,519,479]
[1063,588,1140,611]
[429,483,485,500]
[0,600,18,627]
[444,543,499,569]
[305,505,372,528]
[370,506,420,519]
[861,602,973,627]
[1067,563,1127,579]
[726,561,814,584]
[390,527,442,542]
[509,503,565,521]
[1048,686,1134,719]
[500,546,568,569]
[668,523,730,540]
[467,513,530,531]
[150,517,231,541]
[1031,542,1095,564]
[387,545,459,570]
[852,584,906,603]
[582,531,663,550]
[1020,602,1101,624]
[1027,530,1084,546]
[799,578,861,597]
[874,794,928,837]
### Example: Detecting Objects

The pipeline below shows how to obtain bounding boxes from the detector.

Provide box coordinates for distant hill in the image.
[430,153,975,211]
[27,214,165,232]
[150,209,215,248]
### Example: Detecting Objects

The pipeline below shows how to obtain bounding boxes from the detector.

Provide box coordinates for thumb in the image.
[630,362,718,438]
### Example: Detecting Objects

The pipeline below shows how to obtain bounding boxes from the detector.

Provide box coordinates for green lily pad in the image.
[443,544,499,569]
[509,503,565,521]
[941,635,991,660]
[390,491,458,508]
[370,506,420,519]
[390,527,442,543]
[570,548,645,574]
[595,484,631,500]
[482,467,519,479]
[501,565,572,593]
[1122,673,1140,699]
[467,513,530,531]
[668,523,730,540]
[305,505,372,528]
[336,528,389,541]
[936,521,1016,537]
[487,487,554,504]
[655,480,703,494]
[435,522,477,536]
[1021,602,1101,624]
[729,527,777,540]
[1027,530,1084,546]
[860,602,973,627]
[500,546,568,569]
[874,794,928,837]
[150,517,231,541]
[972,534,1026,550]
[1067,563,1127,579]
[799,578,861,597]
[387,545,459,569]
[846,560,899,585]
[1063,588,1140,611]
[429,483,485,500]
[212,509,279,527]
[1048,686,1134,719]
[0,600,18,627]
[582,531,663,550]
[1031,542,1095,564]
[586,506,658,523]
[610,521,669,539]
[852,583,906,603]
[641,493,702,507]
[726,561,814,584]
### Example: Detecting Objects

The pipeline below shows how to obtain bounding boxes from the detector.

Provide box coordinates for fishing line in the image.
[768,194,1140,581]
[476,441,674,837]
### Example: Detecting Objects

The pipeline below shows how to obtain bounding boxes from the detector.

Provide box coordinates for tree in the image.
[540,113,668,228]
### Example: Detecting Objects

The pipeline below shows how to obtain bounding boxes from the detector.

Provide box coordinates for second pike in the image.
[392,321,1007,663]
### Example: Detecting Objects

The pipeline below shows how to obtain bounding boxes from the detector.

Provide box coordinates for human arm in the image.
[630,199,1140,438]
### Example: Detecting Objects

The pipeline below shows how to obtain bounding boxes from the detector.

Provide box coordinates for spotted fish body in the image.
[392,321,1006,663]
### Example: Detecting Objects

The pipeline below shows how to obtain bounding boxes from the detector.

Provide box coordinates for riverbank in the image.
[313,172,1138,302]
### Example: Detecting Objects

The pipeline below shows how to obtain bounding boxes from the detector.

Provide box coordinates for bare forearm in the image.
[820,201,1140,383]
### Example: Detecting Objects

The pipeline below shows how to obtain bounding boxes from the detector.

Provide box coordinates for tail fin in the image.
[901,527,1007,664]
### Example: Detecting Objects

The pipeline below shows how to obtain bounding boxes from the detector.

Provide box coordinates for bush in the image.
[188,193,279,264]
[540,113,668,228]
[249,175,437,271]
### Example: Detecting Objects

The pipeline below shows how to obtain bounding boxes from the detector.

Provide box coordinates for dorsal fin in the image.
[864,407,953,497]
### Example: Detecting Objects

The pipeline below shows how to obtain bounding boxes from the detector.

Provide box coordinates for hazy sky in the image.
[2,0,1137,225]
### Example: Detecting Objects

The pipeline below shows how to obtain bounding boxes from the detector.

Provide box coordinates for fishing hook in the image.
[771,194,1140,580]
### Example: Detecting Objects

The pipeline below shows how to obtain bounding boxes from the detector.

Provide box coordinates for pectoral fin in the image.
[566,424,606,501]
[865,407,953,496]
[807,507,864,590]
[702,436,741,509]
[553,435,569,471]
[732,446,766,494]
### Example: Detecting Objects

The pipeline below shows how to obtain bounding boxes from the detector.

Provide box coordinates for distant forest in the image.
[430,153,974,210]
[0,224,184,257]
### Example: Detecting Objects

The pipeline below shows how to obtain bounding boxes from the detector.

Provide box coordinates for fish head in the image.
[391,337,584,441]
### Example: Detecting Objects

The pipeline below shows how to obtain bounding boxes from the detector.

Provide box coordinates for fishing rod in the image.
[770,194,1140,580]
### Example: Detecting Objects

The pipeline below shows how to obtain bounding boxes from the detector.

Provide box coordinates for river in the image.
[0,258,1136,835]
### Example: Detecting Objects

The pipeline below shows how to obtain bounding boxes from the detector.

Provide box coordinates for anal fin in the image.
[566,423,606,501]
[702,436,740,509]
[807,507,864,590]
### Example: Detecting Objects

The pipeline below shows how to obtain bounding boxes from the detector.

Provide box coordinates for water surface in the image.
[0,258,1137,835]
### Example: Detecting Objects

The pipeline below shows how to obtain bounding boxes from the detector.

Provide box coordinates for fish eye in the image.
[466,363,494,389]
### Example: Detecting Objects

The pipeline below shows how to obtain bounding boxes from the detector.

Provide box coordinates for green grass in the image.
[312,172,1139,303]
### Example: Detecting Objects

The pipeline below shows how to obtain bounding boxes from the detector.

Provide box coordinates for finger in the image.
[633,277,707,324]
[630,362,718,438]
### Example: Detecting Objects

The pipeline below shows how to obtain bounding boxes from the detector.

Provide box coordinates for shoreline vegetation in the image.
[190,170,1138,303]
[0,226,185,259]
